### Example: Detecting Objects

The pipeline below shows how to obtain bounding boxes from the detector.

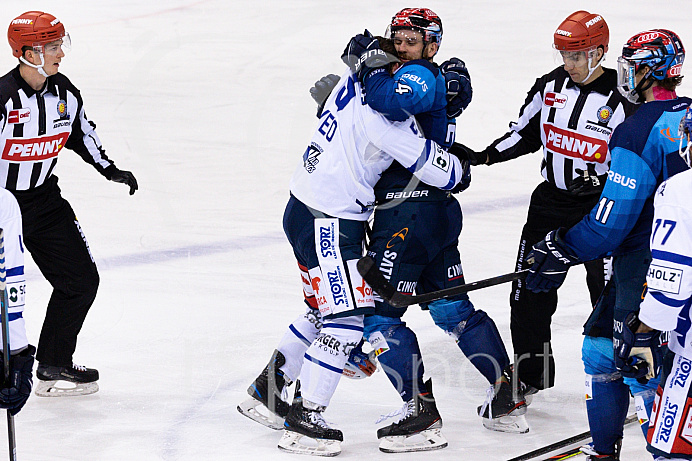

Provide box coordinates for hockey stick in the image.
[356,256,528,308]
[0,230,16,461]
[507,414,638,461]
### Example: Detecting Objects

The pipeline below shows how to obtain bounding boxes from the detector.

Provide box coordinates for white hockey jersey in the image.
[640,169,692,360]
[289,71,462,221]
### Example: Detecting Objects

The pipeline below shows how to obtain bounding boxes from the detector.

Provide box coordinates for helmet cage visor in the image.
[553,47,599,66]
[617,56,637,94]
[33,33,71,56]
[387,12,442,45]
[679,107,692,168]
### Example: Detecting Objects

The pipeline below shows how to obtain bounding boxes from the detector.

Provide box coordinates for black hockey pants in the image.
[510,181,605,390]
[13,176,99,367]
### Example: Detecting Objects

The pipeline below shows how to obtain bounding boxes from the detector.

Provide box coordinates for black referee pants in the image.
[13,176,99,367]
[510,181,605,390]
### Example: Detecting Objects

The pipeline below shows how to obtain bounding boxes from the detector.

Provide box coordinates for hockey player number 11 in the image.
[595,197,614,224]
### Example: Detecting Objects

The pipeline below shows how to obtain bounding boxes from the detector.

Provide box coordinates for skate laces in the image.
[375,399,415,425]
[308,410,334,430]
[480,385,495,419]
[72,363,88,372]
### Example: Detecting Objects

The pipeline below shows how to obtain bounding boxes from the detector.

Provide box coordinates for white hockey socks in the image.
[277,307,323,382]
[299,315,364,408]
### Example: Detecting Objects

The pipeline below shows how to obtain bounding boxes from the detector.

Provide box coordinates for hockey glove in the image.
[310,74,340,118]
[449,143,488,166]
[0,345,34,415]
[614,311,663,384]
[341,30,398,83]
[342,340,377,379]
[450,158,471,194]
[525,228,579,292]
[109,168,138,195]
[568,168,607,196]
[439,58,472,118]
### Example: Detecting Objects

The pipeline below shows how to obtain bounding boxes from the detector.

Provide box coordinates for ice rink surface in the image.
[0,0,691,459]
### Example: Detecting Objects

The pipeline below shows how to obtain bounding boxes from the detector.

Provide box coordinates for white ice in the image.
[0,0,690,459]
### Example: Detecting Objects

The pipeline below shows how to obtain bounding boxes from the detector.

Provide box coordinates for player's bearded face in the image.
[392,29,425,62]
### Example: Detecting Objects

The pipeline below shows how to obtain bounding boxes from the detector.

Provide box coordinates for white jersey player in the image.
[239,61,464,456]
[638,107,692,460]
[0,187,35,415]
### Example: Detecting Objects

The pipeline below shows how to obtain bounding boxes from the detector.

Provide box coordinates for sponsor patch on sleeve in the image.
[647,264,683,294]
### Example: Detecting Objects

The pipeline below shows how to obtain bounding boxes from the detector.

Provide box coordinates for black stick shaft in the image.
[0,230,17,460]
[357,256,528,308]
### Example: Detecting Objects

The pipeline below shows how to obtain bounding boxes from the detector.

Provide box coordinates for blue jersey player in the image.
[342,8,516,450]
[526,29,689,460]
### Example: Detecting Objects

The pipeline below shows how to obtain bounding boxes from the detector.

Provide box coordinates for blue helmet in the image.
[622,29,685,80]
[617,29,684,102]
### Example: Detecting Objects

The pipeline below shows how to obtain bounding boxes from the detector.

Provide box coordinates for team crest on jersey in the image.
[544,92,567,109]
[302,142,323,173]
[56,99,70,120]
[597,106,613,123]
[7,108,30,124]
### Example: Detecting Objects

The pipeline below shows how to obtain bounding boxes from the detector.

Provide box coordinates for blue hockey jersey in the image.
[362,59,465,193]
[564,97,692,260]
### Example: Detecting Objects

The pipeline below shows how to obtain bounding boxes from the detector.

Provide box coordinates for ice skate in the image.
[581,439,621,460]
[376,379,447,453]
[35,363,99,397]
[238,349,292,430]
[279,391,342,457]
[477,368,529,434]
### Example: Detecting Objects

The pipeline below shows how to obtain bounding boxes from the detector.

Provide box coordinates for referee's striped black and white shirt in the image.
[0,66,115,192]
[484,67,638,191]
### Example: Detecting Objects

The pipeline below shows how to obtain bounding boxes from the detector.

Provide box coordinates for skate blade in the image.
[237,398,285,431]
[35,380,99,397]
[278,430,341,457]
[482,414,529,434]
[379,428,448,453]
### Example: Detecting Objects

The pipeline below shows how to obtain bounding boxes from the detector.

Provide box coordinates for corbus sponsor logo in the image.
[607,170,637,189]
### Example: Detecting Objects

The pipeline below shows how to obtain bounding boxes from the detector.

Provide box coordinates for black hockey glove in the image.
[525,228,579,292]
[439,58,472,118]
[310,74,340,118]
[568,168,607,196]
[110,168,138,195]
[614,312,662,384]
[0,345,34,416]
[450,158,471,194]
[449,143,487,166]
[341,30,398,83]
